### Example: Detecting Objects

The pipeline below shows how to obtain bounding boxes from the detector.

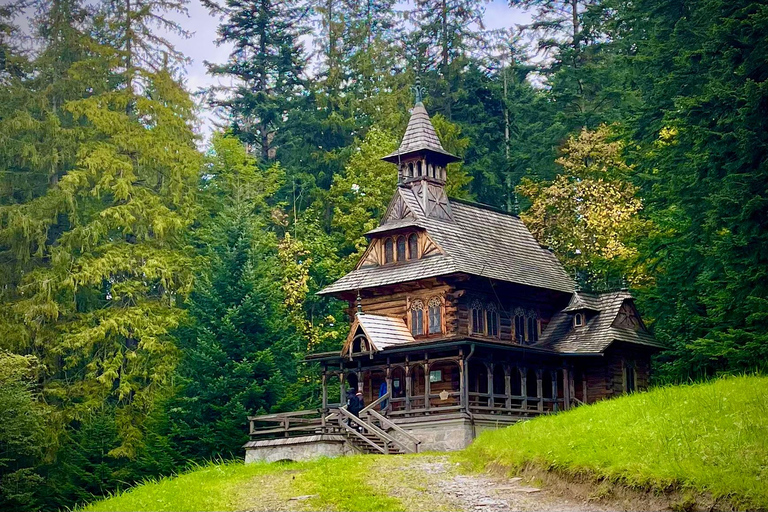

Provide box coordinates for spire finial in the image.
[413,76,425,105]
[356,291,362,314]
[512,193,520,215]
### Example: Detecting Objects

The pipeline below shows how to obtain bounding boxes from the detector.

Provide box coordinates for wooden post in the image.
[486,362,494,408]
[321,365,328,412]
[504,364,511,410]
[424,361,431,412]
[405,356,412,413]
[385,359,392,416]
[569,368,576,407]
[562,367,570,411]
[536,369,544,412]
[551,370,558,412]
[582,371,588,404]
[520,367,527,410]
[459,349,466,413]
[356,361,362,395]
[339,362,345,405]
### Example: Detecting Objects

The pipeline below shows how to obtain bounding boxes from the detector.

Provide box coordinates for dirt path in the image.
[238,454,617,512]
[378,455,613,512]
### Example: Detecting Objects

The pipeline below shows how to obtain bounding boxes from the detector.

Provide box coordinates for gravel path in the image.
[386,456,613,512]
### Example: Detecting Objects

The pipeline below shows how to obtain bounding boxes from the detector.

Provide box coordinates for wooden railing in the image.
[248,409,327,439]
[362,408,420,453]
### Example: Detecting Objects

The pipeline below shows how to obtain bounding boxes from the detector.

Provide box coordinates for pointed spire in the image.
[356,291,363,315]
[413,76,425,105]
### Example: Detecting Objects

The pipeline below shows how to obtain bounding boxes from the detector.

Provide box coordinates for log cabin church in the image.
[244,93,663,461]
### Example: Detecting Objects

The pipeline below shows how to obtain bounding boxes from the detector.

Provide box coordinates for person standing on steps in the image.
[346,388,362,431]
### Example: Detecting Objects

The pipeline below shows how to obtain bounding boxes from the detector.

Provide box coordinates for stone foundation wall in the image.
[244,435,352,463]
[390,418,475,452]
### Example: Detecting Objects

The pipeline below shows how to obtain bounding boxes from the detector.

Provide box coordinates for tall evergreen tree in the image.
[205,0,309,162]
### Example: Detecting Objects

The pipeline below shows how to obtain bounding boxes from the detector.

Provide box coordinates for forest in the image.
[0,0,766,510]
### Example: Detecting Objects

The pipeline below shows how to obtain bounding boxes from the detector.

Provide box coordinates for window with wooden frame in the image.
[408,233,418,260]
[513,308,526,343]
[396,235,407,261]
[384,238,394,263]
[428,297,442,334]
[410,300,424,336]
[624,361,636,393]
[574,313,584,327]
[486,303,499,337]
[526,311,539,343]
[470,299,484,334]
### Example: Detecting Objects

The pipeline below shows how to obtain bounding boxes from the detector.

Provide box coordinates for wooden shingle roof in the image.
[343,314,415,353]
[381,103,460,163]
[537,291,664,354]
[319,187,574,295]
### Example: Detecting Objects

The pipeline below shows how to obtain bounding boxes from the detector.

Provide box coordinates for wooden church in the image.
[244,94,663,459]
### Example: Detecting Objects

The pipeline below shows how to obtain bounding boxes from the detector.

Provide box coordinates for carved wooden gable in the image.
[385,191,416,221]
[612,300,646,331]
[411,181,452,220]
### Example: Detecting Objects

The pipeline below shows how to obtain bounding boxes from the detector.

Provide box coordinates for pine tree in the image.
[410,0,486,119]
[206,0,309,162]
[168,133,301,459]
[0,0,202,458]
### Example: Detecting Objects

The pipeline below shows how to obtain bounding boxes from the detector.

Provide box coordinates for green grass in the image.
[461,375,768,509]
[81,455,407,512]
[83,376,768,511]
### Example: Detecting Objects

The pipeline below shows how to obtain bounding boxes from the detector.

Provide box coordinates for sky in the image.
[165,0,533,139]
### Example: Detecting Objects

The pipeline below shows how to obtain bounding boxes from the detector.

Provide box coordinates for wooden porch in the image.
[247,343,584,451]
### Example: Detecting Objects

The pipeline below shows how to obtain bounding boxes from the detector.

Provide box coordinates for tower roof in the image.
[381,103,460,164]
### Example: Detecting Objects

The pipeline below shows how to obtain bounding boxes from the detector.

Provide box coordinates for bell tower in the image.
[381,80,460,220]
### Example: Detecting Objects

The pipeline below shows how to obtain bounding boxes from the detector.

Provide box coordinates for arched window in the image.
[416,161,422,176]
[486,303,499,338]
[384,238,394,263]
[408,233,418,260]
[527,310,539,343]
[352,335,367,353]
[396,236,406,261]
[410,300,424,336]
[470,299,484,334]
[428,297,442,334]
[513,308,526,343]
[408,163,414,177]
[574,313,584,327]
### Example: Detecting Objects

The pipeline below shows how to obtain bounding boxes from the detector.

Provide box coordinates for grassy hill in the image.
[462,375,768,510]
[83,376,768,511]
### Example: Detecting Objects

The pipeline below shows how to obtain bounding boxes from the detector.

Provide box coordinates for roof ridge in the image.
[448,196,519,217]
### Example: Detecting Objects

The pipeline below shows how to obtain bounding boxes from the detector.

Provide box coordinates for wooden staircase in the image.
[327,393,421,456]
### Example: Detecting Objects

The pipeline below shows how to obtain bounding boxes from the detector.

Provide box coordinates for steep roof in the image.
[381,103,460,163]
[537,291,664,354]
[319,187,574,295]
[343,314,415,353]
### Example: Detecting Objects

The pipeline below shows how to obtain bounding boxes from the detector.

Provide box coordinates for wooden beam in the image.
[536,369,544,412]
[504,364,512,410]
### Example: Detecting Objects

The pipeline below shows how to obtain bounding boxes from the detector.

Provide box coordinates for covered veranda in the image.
[309,340,578,420]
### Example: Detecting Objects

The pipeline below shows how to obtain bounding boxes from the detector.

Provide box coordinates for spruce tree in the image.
[205,0,309,162]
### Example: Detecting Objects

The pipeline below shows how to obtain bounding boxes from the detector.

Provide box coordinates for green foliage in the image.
[0,352,46,512]
[461,375,768,510]
[167,134,302,460]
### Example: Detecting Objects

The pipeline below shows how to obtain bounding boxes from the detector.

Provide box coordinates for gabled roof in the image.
[319,187,574,296]
[381,103,459,163]
[342,314,415,355]
[537,291,664,354]
[562,292,602,312]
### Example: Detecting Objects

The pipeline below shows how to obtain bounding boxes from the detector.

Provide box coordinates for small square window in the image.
[429,370,442,383]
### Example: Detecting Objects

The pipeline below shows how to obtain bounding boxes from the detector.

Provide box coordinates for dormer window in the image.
[408,234,418,260]
[384,238,394,263]
[396,236,407,261]
[574,313,584,327]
